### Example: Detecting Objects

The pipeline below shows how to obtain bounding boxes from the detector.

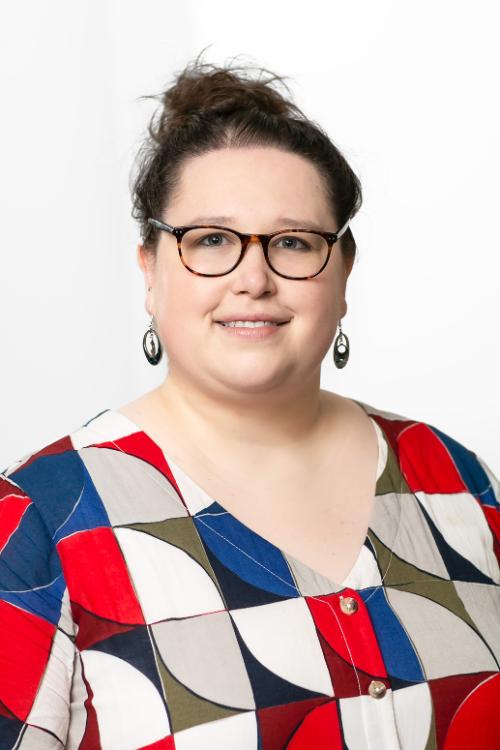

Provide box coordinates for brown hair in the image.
[130,50,362,263]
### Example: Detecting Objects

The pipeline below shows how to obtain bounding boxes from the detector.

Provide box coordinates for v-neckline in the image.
[95,399,394,593]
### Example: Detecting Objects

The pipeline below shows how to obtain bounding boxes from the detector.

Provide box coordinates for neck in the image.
[153,370,335,458]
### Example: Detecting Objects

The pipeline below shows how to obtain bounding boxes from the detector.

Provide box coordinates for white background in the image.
[1,0,498,474]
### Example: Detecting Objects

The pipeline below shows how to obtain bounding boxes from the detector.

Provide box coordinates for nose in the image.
[236,236,273,280]
[241,235,267,263]
[229,233,278,282]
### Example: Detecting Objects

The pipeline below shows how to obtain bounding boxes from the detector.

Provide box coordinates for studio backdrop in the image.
[0,0,498,472]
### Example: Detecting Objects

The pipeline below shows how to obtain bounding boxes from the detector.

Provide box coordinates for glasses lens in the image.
[181,227,330,277]
[268,231,329,277]
[182,227,242,275]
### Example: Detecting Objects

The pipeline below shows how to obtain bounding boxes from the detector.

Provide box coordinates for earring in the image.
[143,315,163,365]
[333,319,350,368]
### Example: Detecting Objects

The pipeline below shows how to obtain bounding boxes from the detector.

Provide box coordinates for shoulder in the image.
[357,399,500,573]
[1,408,117,536]
[356,397,499,511]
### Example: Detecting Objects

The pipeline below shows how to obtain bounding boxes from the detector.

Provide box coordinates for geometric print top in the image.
[0,398,499,750]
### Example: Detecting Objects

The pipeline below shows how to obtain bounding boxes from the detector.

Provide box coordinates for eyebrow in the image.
[185,215,326,231]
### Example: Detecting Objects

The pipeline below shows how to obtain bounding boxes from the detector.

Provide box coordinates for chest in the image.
[176,448,378,586]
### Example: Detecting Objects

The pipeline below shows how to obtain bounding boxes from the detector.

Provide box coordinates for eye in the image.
[198,232,233,247]
[273,235,312,251]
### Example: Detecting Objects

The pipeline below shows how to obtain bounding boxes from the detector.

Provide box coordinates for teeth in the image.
[221,320,279,327]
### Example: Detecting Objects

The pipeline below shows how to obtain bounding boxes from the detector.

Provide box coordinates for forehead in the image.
[185,214,326,232]
[169,146,334,228]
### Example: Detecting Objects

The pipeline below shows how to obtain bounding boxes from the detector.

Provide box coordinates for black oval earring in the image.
[143,315,163,365]
[333,319,350,368]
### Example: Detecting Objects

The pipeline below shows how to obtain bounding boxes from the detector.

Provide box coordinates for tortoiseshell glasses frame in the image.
[146,217,351,280]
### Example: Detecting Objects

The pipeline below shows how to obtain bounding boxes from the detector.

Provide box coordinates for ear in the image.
[137,243,156,291]
[137,243,157,317]
[342,251,355,280]
[340,254,354,321]
[341,299,348,320]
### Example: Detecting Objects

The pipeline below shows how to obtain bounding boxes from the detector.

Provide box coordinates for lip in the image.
[214,320,290,338]
[214,315,291,324]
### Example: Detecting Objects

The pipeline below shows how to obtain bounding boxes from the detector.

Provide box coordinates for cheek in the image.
[300,280,339,322]
[156,277,219,343]
[299,285,343,348]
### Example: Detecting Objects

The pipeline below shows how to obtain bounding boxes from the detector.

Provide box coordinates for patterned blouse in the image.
[1,399,499,750]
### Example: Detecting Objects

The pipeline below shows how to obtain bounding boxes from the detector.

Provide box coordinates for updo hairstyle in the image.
[130,51,362,264]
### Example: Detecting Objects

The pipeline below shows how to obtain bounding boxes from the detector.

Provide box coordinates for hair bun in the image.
[148,53,303,138]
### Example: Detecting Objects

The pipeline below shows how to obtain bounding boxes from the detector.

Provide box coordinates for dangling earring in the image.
[333,319,350,368]
[143,314,163,365]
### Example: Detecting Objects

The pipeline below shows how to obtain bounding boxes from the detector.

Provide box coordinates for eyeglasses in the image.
[146,217,350,280]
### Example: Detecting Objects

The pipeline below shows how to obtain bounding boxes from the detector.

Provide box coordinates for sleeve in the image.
[0,474,76,748]
[424,417,500,548]
[473,452,500,548]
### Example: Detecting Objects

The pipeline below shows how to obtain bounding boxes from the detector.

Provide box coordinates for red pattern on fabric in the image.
[138,737,176,749]
[443,673,500,749]
[316,627,389,699]
[481,505,500,569]
[91,432,187,509]
[286,699,344,748]
[429,671,498,747]
[79,659,103,749]
[368,415,416,460]
[72,601,138,650]
[0,599,55,721]
[0,493,31,552]
[57,526,146,624]
[399,423,468,494]
[306,591,388,677]
[258,697,331,749]
[11,435,75,473]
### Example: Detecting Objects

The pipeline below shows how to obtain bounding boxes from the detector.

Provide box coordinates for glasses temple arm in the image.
[147,218,175,233]
[336,218,350,239]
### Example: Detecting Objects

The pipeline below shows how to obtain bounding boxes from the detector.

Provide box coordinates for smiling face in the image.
[138,145,354,402]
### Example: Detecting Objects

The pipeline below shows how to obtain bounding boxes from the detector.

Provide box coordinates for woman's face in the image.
[138,146,354,401]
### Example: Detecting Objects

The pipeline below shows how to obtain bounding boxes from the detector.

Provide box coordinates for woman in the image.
[1,56,499,749]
